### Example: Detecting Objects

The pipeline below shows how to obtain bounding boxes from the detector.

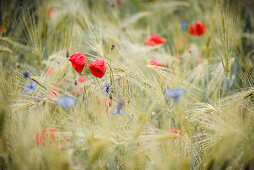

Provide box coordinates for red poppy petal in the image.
[145,40,156,46]
[188,26,196,36]
[145,35,165,46]
[188,22,205,36]
[45,68,54,75]
[152,35,165,44]
[89,59,107,79]
[195,22,205,36]
[174,129,178,134]
[36,133,40,145]
[78,77,87,84]
[50,129,56,144]
[150,59,162,70]
[40,130,47,147]
[150,60,161,67]
[69,52,87,73]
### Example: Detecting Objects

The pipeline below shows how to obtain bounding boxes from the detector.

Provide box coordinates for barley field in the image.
[0,0,253,169]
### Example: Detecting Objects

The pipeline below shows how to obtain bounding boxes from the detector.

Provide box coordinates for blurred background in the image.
[0,0,253,169]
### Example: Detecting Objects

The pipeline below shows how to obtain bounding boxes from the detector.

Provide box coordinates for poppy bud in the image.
[48,9,56,19]
[66,49,70,58]
[69,52,87,74]
[111,44,115,51]
[89,59,107,79]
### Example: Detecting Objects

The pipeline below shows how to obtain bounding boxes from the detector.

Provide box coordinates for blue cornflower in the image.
[112,98,124,116]
[23,82,37,94]
[103,84,114,95]
[22,71,30,79]
[56,96,77,110]
[181,21,188,32]
[165,87,185,104]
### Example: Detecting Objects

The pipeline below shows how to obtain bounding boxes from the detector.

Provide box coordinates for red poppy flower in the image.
[45,68,54,75]
[69,52,87,73]
[188,48,192,53]
[102,99,112,113]
[50,129,56,144]
[78,77,87,84]
[89,59,107,79]
[170,129,182,135]
[36,133,40,145]
[39,129,47,147]
[145,35,165,46]
[150,59,162,70]
[188,22,206,36]
[0,27,2,34]
[48,9,56,19]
